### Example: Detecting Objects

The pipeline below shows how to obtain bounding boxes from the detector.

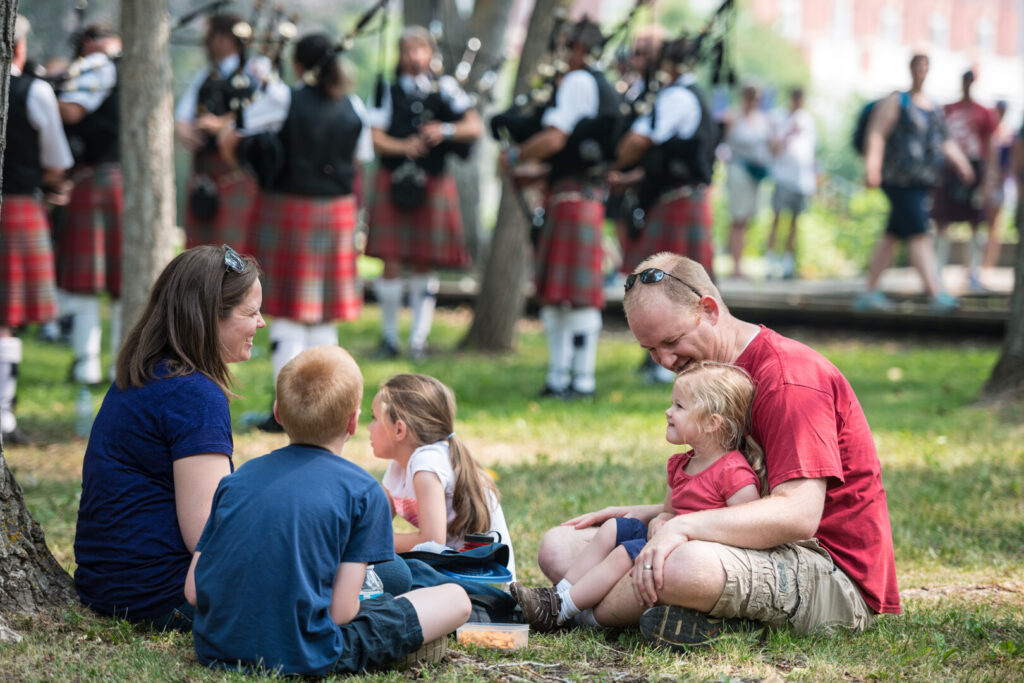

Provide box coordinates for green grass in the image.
[2,306,1023,681]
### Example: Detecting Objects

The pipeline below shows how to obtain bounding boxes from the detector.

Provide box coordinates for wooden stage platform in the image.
[430,264,1015,338]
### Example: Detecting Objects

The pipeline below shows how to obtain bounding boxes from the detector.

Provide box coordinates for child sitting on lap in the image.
[186,346,471,675]
[370,373,516,576]
[511,361,766,631]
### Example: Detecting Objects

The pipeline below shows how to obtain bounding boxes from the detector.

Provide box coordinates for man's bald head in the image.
[622,252,725,323]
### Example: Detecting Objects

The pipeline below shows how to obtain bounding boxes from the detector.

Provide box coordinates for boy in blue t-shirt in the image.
[185,346,471,675]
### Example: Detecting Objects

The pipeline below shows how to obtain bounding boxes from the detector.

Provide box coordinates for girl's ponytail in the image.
[447,434,496,539]
[741,434,769,496]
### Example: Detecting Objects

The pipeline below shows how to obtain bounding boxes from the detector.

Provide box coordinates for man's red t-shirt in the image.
[736,327,901,614]
[943,100,998,161]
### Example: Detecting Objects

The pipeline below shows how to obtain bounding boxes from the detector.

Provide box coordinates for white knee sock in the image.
[0,337,22,434]
[68,294,102,384]
[568,307,602,394]
[374,279,403,347]
[557,588,581,624]
[270,319,307,383]
[408,274,439,352]
[306,322,338,348]
[539,306,571,391]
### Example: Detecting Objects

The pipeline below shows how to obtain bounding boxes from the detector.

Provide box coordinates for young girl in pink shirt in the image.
[512,361,766,630]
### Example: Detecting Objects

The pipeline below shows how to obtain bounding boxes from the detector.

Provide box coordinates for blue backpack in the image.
[852,91,910,155]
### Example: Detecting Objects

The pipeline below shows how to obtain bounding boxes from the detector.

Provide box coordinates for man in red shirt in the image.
[933,69,999,292]
[537,252,900,647]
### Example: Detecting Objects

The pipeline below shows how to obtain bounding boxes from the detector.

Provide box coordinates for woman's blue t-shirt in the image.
[73,367,234,620]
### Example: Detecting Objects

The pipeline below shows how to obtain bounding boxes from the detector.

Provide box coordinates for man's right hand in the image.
[175,121,203,152]
[404,136,428,159]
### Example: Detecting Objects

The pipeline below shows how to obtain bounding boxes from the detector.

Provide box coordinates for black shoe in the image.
[374,339,401,359]
[539,384,572,399]
[568,387,595,400]
[254,413,285,433]
[2,427,33,446]
[409,344,429,362]
[639,606,761,651]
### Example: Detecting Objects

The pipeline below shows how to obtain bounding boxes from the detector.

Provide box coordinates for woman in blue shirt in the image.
[73,244,265,630]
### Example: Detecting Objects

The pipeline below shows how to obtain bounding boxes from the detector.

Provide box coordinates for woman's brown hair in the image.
[114,245,260,396]
[377,373,496,539]
[675,361,768,495]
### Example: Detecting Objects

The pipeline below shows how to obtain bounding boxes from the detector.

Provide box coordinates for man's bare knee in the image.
[538,526,595,583]
[656,541,727,613]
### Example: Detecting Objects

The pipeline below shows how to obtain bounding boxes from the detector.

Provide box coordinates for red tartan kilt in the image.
[56,164,123,297]
[252,192,362,323]
[183,152,257,253]
[620,191,714,278]
[535,179,606,309]
[0,196,57,326]
[364,168,469,269]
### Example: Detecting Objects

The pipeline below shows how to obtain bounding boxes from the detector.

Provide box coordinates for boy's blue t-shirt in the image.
[74,367,234,619]
[192,444,394,676]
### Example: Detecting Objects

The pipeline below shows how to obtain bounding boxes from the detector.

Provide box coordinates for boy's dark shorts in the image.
[334,594,424,673]
[615,517,649,561]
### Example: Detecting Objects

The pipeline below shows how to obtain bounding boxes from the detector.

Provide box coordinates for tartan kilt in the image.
[364,168,469,269]
[56,164,123,297]
[184,152,258,252]
[0,195,57,326]
[535,178,606,309]
[252,192,362,324]
[620,189,714,277]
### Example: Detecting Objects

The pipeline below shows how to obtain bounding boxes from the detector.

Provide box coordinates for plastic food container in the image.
[456,622,529,650]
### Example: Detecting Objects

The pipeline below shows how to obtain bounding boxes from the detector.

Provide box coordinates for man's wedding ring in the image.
[643,564,653,570]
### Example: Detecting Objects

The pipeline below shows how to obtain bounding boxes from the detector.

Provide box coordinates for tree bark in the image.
[981,204,1024,400]
[119,0,177,333]
[461,0,560,351]
[0,2,78,638]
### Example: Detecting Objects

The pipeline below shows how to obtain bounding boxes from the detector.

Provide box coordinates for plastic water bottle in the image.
[74,387,93,438]
[359,565,384,601]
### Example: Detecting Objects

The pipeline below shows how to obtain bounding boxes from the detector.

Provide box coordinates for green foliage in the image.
[5,309,1024,681]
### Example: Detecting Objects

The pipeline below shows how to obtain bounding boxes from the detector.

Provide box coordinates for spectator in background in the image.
[857,53,973,313]
[931,70,999,293]
[982,100,1015,277]
[765,87,816,280]
[723,83,772,280]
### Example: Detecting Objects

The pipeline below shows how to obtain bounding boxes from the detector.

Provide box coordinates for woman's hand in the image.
[631,519,691,607]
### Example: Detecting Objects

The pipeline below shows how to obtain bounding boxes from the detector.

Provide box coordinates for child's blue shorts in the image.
[615,517,649,561]
[334,594,424,673]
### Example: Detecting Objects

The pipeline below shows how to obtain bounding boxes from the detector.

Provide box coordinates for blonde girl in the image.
[512,361,764,630]
[369,373,516,576]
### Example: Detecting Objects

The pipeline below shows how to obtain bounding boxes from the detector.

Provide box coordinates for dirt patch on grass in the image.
[902,581,1024,605]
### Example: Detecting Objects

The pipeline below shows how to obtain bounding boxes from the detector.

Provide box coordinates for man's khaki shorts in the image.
[707,539,874,634]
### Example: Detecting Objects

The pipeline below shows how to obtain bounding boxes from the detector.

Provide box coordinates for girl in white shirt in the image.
[369,373,515,576]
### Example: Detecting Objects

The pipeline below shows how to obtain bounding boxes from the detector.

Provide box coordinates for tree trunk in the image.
[119,0,177,333]
[981,205,1024,400]
[0,2,78,642]
[461,0,561,351]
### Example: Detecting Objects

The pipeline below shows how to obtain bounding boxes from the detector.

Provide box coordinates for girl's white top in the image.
[383,440,516,577]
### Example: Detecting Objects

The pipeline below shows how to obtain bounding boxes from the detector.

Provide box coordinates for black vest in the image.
[195,60,258,153]
[64,59,120,165]
[272,86,362,197]
[383,80,471,176]
[548,68,625,181]
[640,81,716,203]
[3,74,43,195]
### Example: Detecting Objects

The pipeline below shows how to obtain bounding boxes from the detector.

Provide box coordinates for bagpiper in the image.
[175,12,270,252]
[1,16,74,443]
[365,25,482,360]
[57,23,123,386]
